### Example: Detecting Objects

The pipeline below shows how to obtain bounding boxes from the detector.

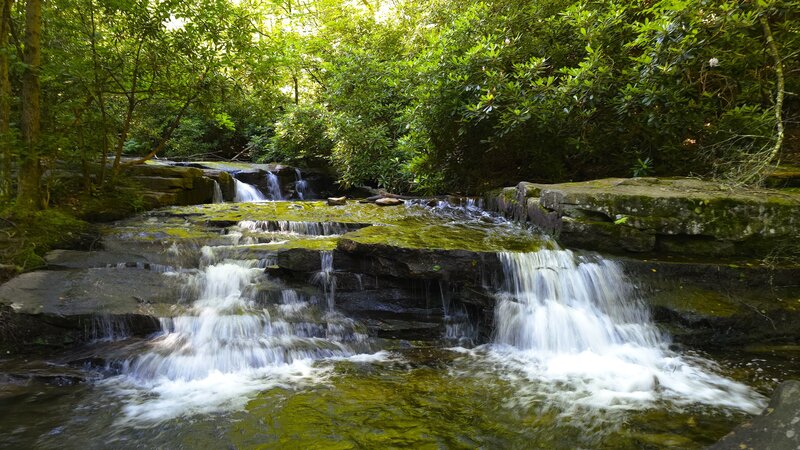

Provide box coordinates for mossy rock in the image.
[490,177,800,258]
[174,201,432,226]
[340,223,544,253]
[127,163,204,179]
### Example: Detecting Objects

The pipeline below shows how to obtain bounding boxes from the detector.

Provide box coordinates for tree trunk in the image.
[111,39,143,177]
[89,0,108,188]
[16,0,42,210]
[124,92,196,166]
[760,16,784,167]
[0,0,12,198]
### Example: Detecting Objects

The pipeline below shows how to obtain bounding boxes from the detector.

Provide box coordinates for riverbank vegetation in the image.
[0,0,797,202]
[1,0,798,204]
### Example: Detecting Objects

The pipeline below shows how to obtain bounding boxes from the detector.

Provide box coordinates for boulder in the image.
[328,196,347,206]
[133,176,193,190]
[202,170,236,201]
[375,197,404,206]
[132,169,216,207]
[126,163,204,179]
[175,175,215,205]
[710,380,800,450]
[337,236,499,290]
[487,178,800,259]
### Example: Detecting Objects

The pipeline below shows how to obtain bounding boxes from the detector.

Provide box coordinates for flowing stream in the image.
[0,197,786,449]
[211,181,224,204]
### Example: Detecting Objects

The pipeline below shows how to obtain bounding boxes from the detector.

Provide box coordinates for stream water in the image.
[0,194,793,449]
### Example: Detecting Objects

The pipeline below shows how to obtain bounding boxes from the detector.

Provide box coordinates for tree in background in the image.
[0,0,11,199]
[0,0,797,204]
[16,0,41,209]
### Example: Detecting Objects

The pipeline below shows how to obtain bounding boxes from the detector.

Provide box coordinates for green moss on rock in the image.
[341,223,544,252]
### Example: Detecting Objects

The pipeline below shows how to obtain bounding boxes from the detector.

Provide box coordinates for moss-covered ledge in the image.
[486,177,800,260]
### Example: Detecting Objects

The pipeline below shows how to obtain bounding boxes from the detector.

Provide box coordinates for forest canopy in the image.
[1,0,798,202]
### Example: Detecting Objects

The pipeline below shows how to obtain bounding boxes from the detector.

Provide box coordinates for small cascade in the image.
[313,251,336,312]
[294,168,314,200]
[233,179,267,202]
[265,171,284,200]
[109,261,176,273]
[410,196,501,223]
[237,220,359,236]
[487,249,764,413]
[212,180,224,203]
[464,197,484,211]
[439,282,476,346]
[494,250,656,351]
[86,314,131,342]
[111,258,369,422]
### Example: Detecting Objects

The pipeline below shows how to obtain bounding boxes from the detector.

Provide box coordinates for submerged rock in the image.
[710,380,800,450]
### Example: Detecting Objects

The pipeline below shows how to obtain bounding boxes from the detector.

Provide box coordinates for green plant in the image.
[255,103,333,166]
[631,157,653,177]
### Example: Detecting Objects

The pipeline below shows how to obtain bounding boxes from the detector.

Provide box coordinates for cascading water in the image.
[313,251,336,312]
[294,168,313,200]
[238,220,359,236]
[265,171,283,200]
[440,282,477,346]
[106,258,370,423]
[233,179,267,202]
[212,180,224,203]
[483,249,765,414]
[7,190,782,448]
[494,250,657,352]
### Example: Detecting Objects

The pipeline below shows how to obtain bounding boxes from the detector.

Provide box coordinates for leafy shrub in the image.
[254,104,333,167]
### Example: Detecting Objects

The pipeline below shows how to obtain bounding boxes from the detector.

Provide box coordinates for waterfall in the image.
[86,314,131,342]
[313,251,336,312]
[237,220,358,236]
[494,250,658,352]
[212,181,224,203]
[294,168,313,200]
[233,179,267,202]
[487,249,765,413]
[440,282,476,346]
[266,171,283,200]
[110,259,370,423]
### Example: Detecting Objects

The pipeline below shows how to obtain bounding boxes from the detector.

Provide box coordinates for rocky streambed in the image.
[1,183,799,448]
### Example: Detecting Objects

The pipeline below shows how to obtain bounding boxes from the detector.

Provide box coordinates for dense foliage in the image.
[0,0,798,201]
